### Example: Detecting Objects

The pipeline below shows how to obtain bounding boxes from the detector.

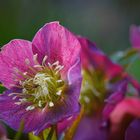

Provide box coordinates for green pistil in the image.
[18,62,66,110]
[80,68,107,114]
[10,55,67,111]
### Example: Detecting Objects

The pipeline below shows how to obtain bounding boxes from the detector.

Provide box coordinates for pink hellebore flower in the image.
[130,25,140,48]
[0,22,82,134]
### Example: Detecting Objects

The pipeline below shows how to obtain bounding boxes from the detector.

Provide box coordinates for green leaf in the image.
[127,59,140,82]
[111,48,139,69]
[0,84,6,94]
[28,126,57,140]
[14,120,24,140]
[29,133,41,140]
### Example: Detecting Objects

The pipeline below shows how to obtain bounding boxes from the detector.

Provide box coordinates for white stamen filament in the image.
[57,80,63,83]
[56,90,62,96]
[8,93,19,96]
[33,54,38,64]
[9,84,22,88]
[42,55,48,66]
[48,62,52,68]
[34,65,42,68]
[14,102,22,105]
[12,96,17,100]
[26,105,35,111]
[19,98,27,102]
[54,65,63,71]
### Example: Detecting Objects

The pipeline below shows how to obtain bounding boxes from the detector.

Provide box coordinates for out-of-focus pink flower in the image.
[72,36,125,140]
[109,97,140,140]
[0,22,82,134]
[103,74,140,140]
[78,37,123,80]
[130,25,140,48]
[73,36,140,140]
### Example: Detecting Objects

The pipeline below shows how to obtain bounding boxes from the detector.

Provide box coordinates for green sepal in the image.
[14,120,24,140]
[0,84,6,94]
[111,48,139,69]
[29,126,57,140]
[63,108,84,140]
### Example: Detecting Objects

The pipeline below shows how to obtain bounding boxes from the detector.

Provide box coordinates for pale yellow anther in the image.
[56,90,62,96]
[38,100,42,107]
[49,101,54,107]
[14,102,22,105]
[57,80,63,83]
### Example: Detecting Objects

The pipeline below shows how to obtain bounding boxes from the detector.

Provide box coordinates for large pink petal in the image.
[32,22,81,76]
[0,78,81,134]
[78,37,123,80]
[0,90,45,133]
[0,39,35,89]
[130,25,140,48]
[74,116,108,140]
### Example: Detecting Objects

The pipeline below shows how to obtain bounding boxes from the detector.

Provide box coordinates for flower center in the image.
[22,69,65,109]
[10,55,66,111]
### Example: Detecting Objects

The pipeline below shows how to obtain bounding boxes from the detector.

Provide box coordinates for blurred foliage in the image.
[0,84,6,94]
[111,48,140,82]
[111,48,139,68]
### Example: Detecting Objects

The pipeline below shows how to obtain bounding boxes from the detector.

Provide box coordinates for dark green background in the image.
[0,0,140,54]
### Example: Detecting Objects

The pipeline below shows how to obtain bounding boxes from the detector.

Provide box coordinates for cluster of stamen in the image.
[9,54,65,111]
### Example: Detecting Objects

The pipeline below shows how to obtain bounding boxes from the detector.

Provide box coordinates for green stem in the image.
[46,126,55,140]
[38,131,45,140]
[54,124,58,140]
[14,120,24,140]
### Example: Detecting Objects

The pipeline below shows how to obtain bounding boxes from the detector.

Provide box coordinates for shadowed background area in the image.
[0,0,140,54]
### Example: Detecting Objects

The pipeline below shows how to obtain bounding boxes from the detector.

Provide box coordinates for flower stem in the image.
[54,124,58,140]
[38,132,45,140]
[47,125,58,140]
